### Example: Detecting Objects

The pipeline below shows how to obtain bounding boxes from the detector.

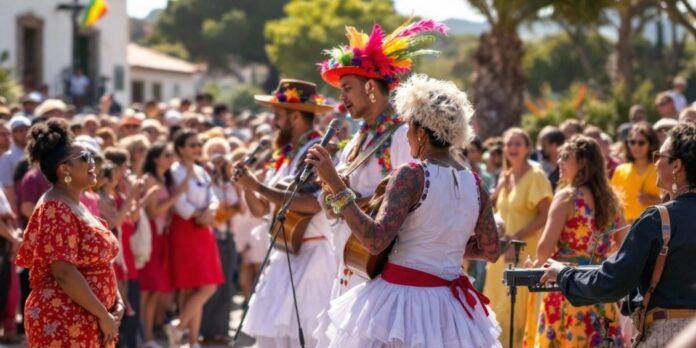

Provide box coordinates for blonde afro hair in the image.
[394,74,474,148]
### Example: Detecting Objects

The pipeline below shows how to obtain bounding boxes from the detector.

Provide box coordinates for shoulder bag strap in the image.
[342,123,402,177]
[634,205,672,345]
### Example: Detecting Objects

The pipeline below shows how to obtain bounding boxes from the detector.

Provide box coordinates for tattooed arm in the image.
[307,145,423,255]
[464,178,501,262]
[340,164,423,254]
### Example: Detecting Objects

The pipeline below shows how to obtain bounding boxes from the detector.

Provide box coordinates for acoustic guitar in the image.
[268,179,314,254]
[342,176,395,279]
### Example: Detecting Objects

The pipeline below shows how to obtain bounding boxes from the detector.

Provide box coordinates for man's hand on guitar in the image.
[233,161,260,190]
[306,145,345,193]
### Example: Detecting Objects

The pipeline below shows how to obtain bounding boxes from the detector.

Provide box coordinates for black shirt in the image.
[558,192,696,315]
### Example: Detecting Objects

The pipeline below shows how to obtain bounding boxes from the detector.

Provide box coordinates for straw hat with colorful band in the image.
[319,18,448,90]
[254,79,333,114]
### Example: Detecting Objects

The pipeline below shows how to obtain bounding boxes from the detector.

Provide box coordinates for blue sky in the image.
[127,0,485,22]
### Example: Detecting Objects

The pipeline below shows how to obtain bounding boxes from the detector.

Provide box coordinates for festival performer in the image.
[234,79,336,347]
[307,74,501,347]
[542,123,696,347]
[315,17,448,303]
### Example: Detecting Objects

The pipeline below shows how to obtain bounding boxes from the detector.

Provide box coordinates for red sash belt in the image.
[381,262,490,320]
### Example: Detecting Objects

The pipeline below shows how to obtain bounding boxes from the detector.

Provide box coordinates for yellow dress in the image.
[610,163,660,223]
[484,165,552,348]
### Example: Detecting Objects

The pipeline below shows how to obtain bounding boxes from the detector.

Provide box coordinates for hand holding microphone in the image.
[303,119,343,189]
[233,138,270,188]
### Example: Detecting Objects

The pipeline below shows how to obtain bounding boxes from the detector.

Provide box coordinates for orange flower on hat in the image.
[284,88,301,103]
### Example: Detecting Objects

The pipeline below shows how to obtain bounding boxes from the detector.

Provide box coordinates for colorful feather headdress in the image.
[319,18,448,90]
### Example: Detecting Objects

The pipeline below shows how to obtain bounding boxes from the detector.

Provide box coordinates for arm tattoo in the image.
[341,163,424,255]
[465,182,501,262]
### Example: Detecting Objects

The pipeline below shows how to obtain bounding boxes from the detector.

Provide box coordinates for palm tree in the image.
[466,0,551,138]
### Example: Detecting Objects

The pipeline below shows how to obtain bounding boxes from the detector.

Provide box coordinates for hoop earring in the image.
[369,93,376,103]
[672,173,679,193]
[64,174,72,184]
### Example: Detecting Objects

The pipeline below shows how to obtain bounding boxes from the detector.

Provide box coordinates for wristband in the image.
[330,189,357,215]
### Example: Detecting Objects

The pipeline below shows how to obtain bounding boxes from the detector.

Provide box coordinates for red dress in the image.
[16,200,120,348]
[113,196,138,281]
[170,214,224,289]
[139,186,173,292]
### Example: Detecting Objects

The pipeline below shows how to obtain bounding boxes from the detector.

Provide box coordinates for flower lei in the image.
[359,110,401,176]
[268,130,323,172]
[270,87,326,106]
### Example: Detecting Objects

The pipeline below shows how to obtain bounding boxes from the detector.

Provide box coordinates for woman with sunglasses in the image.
[541,123,696,347]
[165,129,224,348]
[530,136,625,347]
[16,119,124,347]
[611,122,662,224]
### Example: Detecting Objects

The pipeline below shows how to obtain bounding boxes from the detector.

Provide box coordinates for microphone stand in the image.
[506,240,525,348]
[234,179,306,348]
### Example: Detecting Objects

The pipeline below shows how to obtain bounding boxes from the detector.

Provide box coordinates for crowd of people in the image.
[0,17,694,348]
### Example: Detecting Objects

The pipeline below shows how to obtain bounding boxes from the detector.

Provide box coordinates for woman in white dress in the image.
[307,74,502,347]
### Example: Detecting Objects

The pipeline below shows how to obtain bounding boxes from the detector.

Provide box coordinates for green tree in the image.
[466,0,612,138]
[264,0,403,89]
[524,32,611,98]
[0,51,23,103]
[151,0,287,72]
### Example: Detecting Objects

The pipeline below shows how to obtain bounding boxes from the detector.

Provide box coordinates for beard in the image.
[273,123,293,150]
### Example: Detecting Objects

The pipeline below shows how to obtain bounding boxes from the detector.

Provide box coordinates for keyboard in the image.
[503,265,600,292]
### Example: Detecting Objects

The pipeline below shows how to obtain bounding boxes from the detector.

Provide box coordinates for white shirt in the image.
[170,162,219,219]
[0,144,26,187]
[70,75,90,96]
[671,90,688,113]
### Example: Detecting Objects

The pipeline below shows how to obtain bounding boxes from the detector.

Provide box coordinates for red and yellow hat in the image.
[254,79,333,114]
[319,18,448,90]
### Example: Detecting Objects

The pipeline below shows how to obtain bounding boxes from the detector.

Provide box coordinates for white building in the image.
[0,0,201,108]
[128,43,203,104]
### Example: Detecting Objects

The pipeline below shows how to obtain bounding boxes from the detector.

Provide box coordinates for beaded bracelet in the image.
[329,189,357,215]
[324,188,353,206]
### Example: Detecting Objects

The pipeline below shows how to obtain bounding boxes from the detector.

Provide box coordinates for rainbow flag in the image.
[81,0,109,27]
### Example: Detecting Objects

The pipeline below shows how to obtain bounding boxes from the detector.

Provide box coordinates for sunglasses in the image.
[652,150,674,164]
[187,142,202,148]
[560,153,570,161]
[123,124,140,129]
[628,139,647,147]
[62,151,95,164]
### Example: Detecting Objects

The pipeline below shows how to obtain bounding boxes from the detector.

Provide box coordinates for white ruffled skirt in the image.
[321,276,502,348]
[242,236,336,345]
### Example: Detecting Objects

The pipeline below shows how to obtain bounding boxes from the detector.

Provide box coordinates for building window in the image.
[173,84,180,96]
[152,82,162,101]
[131,80,144,103]
[113,65,124,91]
[16,14,44,91]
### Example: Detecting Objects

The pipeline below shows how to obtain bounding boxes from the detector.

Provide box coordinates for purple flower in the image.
[546,327,556,340]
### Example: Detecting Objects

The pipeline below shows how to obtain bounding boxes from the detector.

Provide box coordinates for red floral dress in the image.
[16,200,120,348]
[533,190,623,348]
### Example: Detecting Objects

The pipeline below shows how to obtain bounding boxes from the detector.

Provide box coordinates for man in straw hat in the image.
[233,79,338,347]
[312,18,449,314]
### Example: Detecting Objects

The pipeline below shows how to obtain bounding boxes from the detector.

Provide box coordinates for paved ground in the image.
[1,295,256,348]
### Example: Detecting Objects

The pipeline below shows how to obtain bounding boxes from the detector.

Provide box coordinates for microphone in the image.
[297,119,342,185]
[243,138,270,166]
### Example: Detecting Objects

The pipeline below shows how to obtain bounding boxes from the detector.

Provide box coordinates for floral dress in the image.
[534,190,623,348]
[16,200,120,348]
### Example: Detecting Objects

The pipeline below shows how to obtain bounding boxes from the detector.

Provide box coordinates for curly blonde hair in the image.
[393,74,474,148]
